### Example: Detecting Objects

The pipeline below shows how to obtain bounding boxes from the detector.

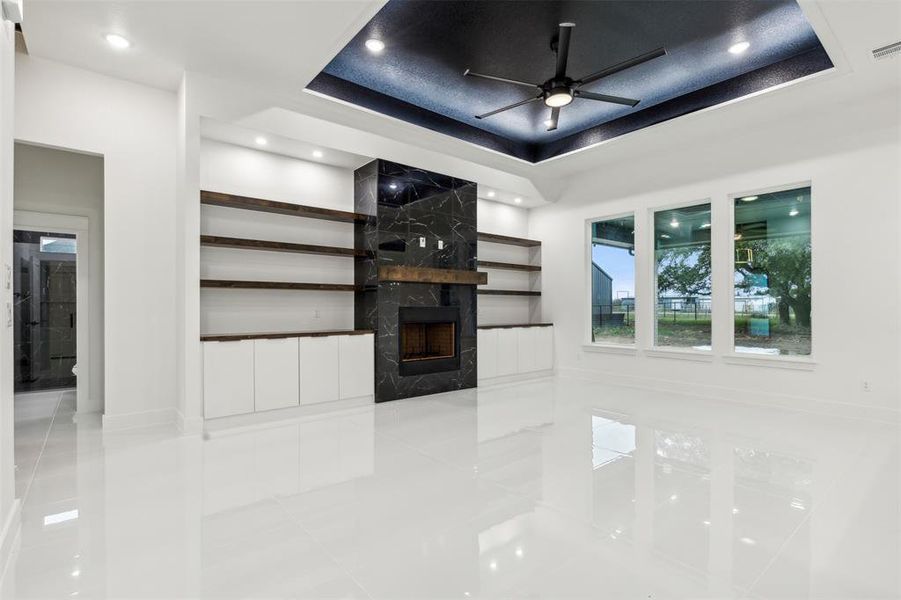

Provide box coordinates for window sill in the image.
[645,347,714,362]
[582,343,638,356]
[722,353,817,370]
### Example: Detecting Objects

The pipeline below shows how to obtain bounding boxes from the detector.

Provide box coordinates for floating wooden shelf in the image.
[201,190,366,223]
[201,329,374,342]
[477,323,553,330]
[201,279,356,292]
[200,235,365,258]
[378,265,487,285]
[477,232,542,247]
[477,289,541,297]
[477,260,541,272]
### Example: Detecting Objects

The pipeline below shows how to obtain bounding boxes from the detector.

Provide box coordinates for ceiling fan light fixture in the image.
[545,88,573,107]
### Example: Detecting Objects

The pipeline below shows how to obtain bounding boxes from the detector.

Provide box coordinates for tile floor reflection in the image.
[2,378,898,598]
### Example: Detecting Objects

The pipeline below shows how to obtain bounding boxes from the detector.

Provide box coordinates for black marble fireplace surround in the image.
[354,159,477,402]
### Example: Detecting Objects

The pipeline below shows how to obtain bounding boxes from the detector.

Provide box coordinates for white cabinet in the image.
[478,326,553,381]
[517,327,538,373]
[533,326,554,371]
[299,336,340,405]
[201,332,375,420]
[338,334,375,399]
[253,338,299,412]
[203,340,254,418]
[477,329,498,380]
[496,328,519,377]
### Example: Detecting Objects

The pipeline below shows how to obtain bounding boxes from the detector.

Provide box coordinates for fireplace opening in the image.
[398,306,461,376]
[401,322,455,362]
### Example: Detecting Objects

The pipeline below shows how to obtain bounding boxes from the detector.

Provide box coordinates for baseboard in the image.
[102,407,177,431]
[0,499,22,586]
[478,370,555,389]
[558,366,901,424]
[204,395,374,437]
[175,409,204,436]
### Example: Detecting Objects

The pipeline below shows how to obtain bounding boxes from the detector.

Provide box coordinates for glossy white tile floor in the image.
[2,378,898,599]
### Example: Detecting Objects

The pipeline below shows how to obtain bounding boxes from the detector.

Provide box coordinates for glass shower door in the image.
[13,230,78,392]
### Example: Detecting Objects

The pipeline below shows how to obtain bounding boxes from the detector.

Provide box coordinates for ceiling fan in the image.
[464,22,666,131]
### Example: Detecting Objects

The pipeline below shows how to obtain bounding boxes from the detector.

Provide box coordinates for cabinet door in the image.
[534,326,554,371]
[477,329,498,380]
[253,338,300,412]
[339,334,374,399]
[517,327,539,373]
[203,340,254,418]
[496,328,519,377]
[299,336,340,405]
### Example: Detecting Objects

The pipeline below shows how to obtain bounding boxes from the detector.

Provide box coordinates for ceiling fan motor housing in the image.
[543,79,574,107]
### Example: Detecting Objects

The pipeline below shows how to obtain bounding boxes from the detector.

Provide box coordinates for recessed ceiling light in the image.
[789,208,799,217]
[105,33,131,49]
[670,219,680,228]
[729,41,750,55]
[514,197,522,204]
[389,183,397,190]
[739,537,757,546]
[741,195,758,202]
[312,150,323,159]
[700,222,711,229]
[486,191,495,198]
[254,136,267,146]
[365,38,385,53]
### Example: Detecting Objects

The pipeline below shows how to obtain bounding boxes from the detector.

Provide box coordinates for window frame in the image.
[648,197,715,356]
[725,180,816,367]
[584,211,639,353]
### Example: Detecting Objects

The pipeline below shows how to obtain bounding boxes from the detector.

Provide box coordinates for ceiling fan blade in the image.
[475,94,543,120]
[464,69,540,90]
[547,107,560,131]
[575,47,667,87]
[574,90,640,107]
[555,22,575,79]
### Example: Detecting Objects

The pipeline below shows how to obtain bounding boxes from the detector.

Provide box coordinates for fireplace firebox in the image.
[398,306,461,376]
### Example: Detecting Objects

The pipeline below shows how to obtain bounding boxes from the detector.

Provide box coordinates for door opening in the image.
[13,230,77,392]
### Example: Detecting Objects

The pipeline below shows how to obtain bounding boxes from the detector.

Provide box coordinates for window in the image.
[39,236,76,254]
[590,216,635,344]
[733,187,811,356]
[654,203,712,349]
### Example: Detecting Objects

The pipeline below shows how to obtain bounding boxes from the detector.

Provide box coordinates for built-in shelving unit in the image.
[478,231,541,314]
[201,279,356,291]
[478,323,552,330]
[200,235,364,258]
[201,190,365,222]
[478,289,541,297]
[477,260,540,272]
[201,329,374,342]
[477,232,541,247]
[200,189,361,342]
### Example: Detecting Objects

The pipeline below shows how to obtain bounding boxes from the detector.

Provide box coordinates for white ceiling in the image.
[19,0,385,91]
[201,118,372,171]
[18,0,901,203]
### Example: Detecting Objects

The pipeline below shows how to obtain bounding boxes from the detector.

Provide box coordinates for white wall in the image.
[531,98,901,417]
[0,18,19,576]
[15,56,178,426]
[13,143,104,413]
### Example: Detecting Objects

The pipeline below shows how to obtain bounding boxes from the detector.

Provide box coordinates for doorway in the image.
[13,229,78,392]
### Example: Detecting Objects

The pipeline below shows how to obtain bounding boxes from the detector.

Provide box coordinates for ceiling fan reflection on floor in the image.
[464,23,666,131]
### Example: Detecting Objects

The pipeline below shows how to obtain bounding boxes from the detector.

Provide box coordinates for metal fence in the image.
[592,304,633,330]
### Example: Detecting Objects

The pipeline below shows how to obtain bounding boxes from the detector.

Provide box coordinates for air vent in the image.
[872,41,901,61]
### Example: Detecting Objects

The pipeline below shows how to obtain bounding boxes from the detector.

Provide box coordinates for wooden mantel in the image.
[378,265,488,286]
